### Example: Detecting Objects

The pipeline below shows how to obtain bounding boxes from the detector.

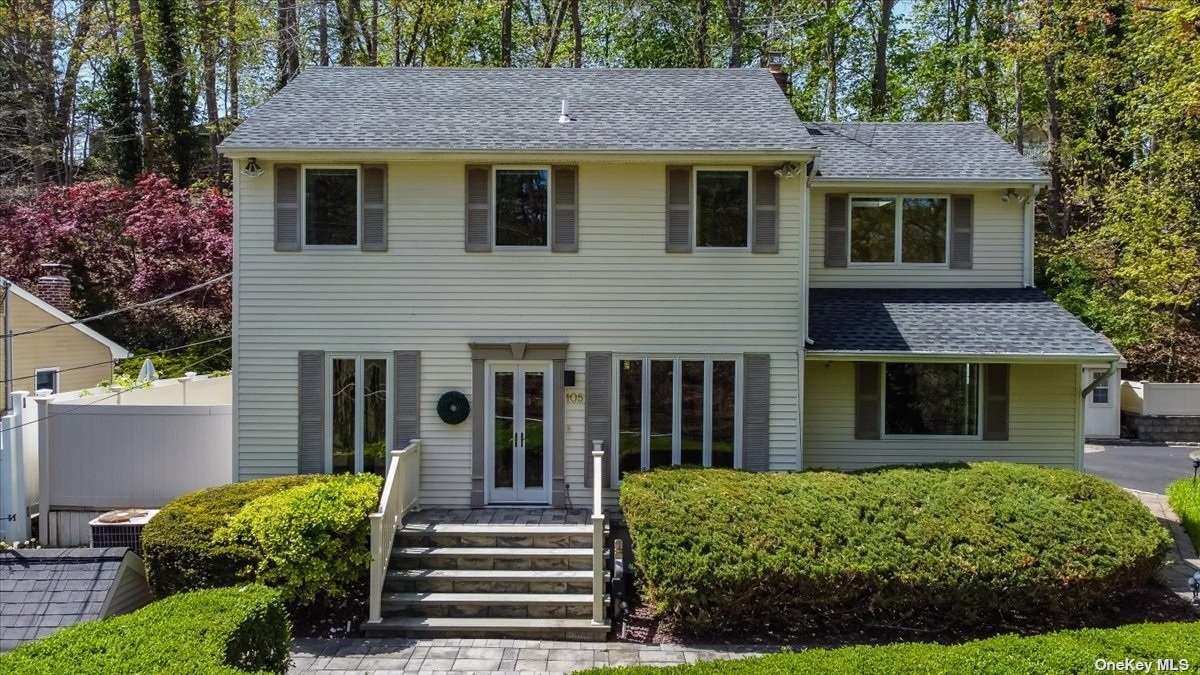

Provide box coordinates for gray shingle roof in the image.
[0,548,128,651]
[806,122,1047,182]
[220,67,814,153]
[808,288,1118,358]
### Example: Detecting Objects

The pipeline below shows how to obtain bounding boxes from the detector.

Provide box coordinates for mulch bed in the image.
[290,580,370,639]
[616,583,1198,648]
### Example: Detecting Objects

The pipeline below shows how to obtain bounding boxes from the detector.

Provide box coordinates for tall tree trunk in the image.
[128,0,155,167]
[824,0,838,121]
[540,0,570,67]
[501,0,512,66]
[369,0,379,65]
[1044,52,1065,238]
[277,0,299,88]
[869,0,893,119]
[571,0,581,67]
[199,0,220,182]
[336,0,356,65]
[404,5,424,65]
[724,0,745,67]
[56,0,98,184]
[697,0,709,67]
[391,0,399,64]
[228,0,239,119]
[1013,60,1024,154]
[319,0,330,65]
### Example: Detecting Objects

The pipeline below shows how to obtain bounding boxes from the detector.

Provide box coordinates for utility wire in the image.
[1,347,232,433]
[0,334,231,387]
[3,273,231,340]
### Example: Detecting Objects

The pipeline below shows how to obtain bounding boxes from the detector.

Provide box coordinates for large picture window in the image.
[850,195,948,264]
[329,355,390,474]
[304,167,359,246]
[616,356,739,479]
[494,167,549,247]
[695,169,750,248]
[884,363,979,437]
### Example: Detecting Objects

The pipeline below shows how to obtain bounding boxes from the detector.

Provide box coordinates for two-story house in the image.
[218,67,1119,636]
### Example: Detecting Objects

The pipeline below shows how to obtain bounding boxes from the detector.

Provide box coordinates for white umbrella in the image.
[137,357,158,382]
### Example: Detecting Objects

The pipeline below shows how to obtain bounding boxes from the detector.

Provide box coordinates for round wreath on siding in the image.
[437,391,471,425]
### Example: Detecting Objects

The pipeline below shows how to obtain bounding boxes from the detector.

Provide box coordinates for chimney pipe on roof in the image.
[767,63,790,96]
[36,262,72,313]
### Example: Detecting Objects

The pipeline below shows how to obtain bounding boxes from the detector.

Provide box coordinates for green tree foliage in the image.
[92,56,143,184]
[148,0,196,186]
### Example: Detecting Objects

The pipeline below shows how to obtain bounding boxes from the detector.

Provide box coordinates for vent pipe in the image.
[559,99,571,123]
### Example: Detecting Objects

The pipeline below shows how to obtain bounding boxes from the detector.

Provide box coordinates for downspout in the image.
[796,157,819,471]
[1081,360,1120,399]
[2,279,11,411]
[1022,184,1043,288]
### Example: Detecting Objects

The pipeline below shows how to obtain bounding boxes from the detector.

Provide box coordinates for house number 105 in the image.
[566,392,585,404]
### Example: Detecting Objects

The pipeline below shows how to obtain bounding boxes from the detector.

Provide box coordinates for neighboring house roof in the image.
[806,122,1047,183]
[0,548,152,651]
[1,278,129,359]
[219,67,815,154]
[807,288,1119,360]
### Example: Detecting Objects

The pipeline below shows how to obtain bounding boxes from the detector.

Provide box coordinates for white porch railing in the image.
[367,439,422,624]
[591,440,607,625]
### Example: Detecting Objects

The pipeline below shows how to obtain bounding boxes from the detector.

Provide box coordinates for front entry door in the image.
[486,363,552,504]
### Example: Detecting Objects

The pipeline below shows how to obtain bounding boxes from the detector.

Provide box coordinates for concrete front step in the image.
[385,568,598,594]
[392,546,594,571]
[398,523,596,549]
[361,616,611,641]
[383,591,596,619]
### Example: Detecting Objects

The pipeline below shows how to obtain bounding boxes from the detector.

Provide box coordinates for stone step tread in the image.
[400,523,594,536]
[364,616,610,634]
[392,546,593,558]
[383,592,595,605]
[387,569,595,581]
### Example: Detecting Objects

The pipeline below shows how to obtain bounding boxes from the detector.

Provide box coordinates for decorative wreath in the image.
[437,390,471,425]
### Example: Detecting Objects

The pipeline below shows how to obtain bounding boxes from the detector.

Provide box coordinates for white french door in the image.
[485,362,552,504]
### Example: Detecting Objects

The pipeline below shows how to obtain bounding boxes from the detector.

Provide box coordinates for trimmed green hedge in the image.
[142,475,330,597]
[580,621,1200,674]
[621,463,1170,634]
[216,473,382,604]
[1168,478,1200,549]
[0,585,291,674]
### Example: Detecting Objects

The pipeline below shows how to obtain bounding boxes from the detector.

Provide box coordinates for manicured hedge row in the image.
[1168,478,1200,549]
[0,585,291,675]
[620,463,1170,634]
[143,475,326,597]
[580,621,1200,674]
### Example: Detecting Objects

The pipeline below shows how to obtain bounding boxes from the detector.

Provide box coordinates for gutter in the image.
[810,176,1050,188]
[219,146,823,160]
[806,350,1123,365]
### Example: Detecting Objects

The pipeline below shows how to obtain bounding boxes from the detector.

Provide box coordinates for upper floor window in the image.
[495,167,549,247]
[851,195,948,264]
[35,368,59,393]
[695,169,749,248]
[304,167,360,246]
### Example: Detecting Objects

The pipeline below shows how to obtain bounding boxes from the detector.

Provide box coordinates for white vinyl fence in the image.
[0,375,232,545]
[1122,380,1200,417]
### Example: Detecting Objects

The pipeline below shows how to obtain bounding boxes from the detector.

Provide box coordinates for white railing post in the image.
[368,513,383,623]
[591,440,605,625]
[366,439,421,624]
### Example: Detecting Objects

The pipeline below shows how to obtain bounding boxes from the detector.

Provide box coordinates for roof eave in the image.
[804,350,1121,364]
[218,146,821,160]
[2,277,130,359]
[809,176,1050,188]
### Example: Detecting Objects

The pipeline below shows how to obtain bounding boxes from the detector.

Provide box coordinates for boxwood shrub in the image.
[0,585,291,674]
[1168,478,1200,549]
[580,621,1200,674]
[620,463,1170,634]
[143,475,328,597]
[215,473,383,604]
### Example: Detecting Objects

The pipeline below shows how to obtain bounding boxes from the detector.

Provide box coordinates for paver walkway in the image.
[290,637,768,674]
[1131,489,1200,605]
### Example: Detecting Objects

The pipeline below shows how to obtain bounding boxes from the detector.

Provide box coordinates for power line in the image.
[4,273,231,340]
[0,334,231,387]
[1,347,232,433]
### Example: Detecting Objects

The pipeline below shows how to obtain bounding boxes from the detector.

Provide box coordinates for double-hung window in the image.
[616,356,740,479]
[328,355,391,474]
[850,196,948,264]
[695,168,750,248]
[1090,372,1111,405]
[494,167,550,248]
[883,363,980,437]
[304,166,360,246]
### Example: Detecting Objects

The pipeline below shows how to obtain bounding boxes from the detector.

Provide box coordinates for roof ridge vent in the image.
[559,99,573,123]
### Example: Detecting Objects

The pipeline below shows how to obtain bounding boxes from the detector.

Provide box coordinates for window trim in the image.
[324,352,393,473]
[492,165,552,251]
[693,166,753,251]
[34,367,59,394]
[301,164,362,250]
[880,362,984,440]
[1089,372,1112,407]
[847,193,951,266]
[610,354,743,484]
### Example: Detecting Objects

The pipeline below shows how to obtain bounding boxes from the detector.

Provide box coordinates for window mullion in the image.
[702,360,713,467]
[672,359,682,466]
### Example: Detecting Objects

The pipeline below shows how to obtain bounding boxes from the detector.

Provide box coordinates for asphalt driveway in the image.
[1084,443,1197,494]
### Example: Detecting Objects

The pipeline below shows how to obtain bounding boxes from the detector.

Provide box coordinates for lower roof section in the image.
[807,288,1120,362]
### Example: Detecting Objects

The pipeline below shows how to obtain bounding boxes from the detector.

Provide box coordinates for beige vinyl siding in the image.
[0,293,116,394]
[101,553,154,618]
[810,187,1025,287]
[803,361,1080,469]
[235,160,803,506]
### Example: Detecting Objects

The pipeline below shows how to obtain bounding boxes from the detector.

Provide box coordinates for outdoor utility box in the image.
[89,508,159,555]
